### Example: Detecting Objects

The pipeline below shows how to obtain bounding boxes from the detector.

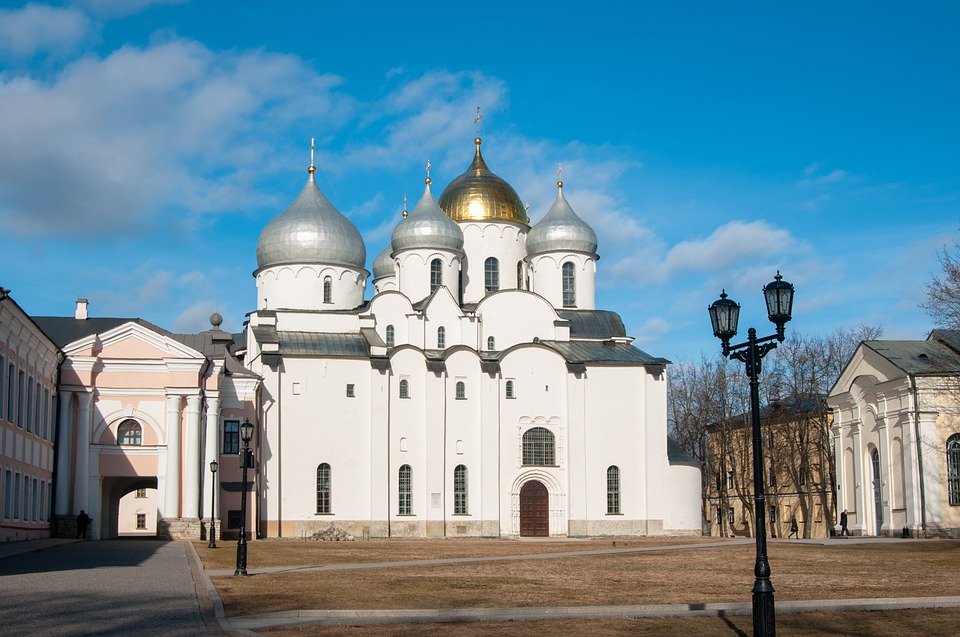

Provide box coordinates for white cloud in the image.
[0,4,92,58]
[0,38,354,236]
[76,0,185,19]
[172,299,219,332]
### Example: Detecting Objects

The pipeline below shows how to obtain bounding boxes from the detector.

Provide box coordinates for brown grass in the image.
[206,539,960,618]
[262,608,960,636]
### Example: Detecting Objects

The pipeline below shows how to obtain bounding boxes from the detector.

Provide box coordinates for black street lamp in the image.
[208,460,218,549]
[709,271,795,637]
[234,419,255,576]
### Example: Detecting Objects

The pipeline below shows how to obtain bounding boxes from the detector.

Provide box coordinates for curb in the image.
[186,541,255,637]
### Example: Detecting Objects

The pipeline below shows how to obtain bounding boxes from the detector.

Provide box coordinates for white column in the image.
[72,392,92,515]
[183,394,203,519]
[163,394,182,519]
[202,396,220,520]
[877,417,892,532]
[851,423,863,532]
[55,391,73,515]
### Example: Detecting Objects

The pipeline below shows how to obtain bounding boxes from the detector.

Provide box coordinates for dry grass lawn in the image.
[205,538,960,619]
[262,608,960,636]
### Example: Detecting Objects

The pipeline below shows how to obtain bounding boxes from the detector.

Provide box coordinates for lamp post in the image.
[708,272,795,637]
[208,460,218,549]
[234,419,254,576]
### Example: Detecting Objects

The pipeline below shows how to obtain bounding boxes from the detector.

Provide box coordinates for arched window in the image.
[517,261,523,289]
[484,257,499,293]
[522,427,555,466]
[562,262,576,308]
[948,434,960,506]
[323,276,332,303]
[487,336,495,351]
[385,325,395,348]
[398,464,412,515]
[316,463,331,514]
[505,380,515,399]
[607,465,621,514]
[117,420,142,446]
[399,379,410,399]
[430,259,443,292]
[437,326,446,349]
[455,381,466,400]
[454,465,468,514]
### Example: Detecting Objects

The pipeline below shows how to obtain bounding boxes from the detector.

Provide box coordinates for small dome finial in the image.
[308,137,316,175]
[402,194,408,218]
[557,162,564,189]
[210,312,223,329]
[425,158,432,185]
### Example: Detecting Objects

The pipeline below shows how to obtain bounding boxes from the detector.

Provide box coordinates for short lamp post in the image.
[208,460,218,549]
[234,419,255,576]
[708,271,795,637]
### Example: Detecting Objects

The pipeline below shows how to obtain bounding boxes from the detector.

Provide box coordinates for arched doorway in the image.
[520,480,548,537]
[100,476,159,539]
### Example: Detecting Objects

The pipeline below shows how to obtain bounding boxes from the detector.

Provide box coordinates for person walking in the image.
[840,509,849,536]
[788,515,799,539]
[76,510,91,539]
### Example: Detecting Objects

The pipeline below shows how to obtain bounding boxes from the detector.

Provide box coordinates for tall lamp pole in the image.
[208,460,218,549]
[234,419,254,576]
[709,272,795,637]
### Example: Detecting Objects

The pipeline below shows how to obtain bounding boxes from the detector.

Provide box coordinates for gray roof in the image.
[668,437,698,465]
[277,331,369,357]
[391,182,464,254]
[256,172,366,271]
[526,184,598,257]
[169,330,235,358]
[863,332,960,375]
[538,340,669,365]
[372,244,394,280]
[556,309,626,339]
[33,316,171,348]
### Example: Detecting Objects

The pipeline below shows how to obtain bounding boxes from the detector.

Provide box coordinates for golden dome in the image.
[438,138,529,224]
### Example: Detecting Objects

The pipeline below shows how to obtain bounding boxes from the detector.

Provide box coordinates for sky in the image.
[1,1,958,363]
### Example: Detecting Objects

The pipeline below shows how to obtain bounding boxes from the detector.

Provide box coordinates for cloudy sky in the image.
[1,1,957,362]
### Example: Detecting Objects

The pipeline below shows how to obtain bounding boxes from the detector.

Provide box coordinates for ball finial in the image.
[210,312,223,328]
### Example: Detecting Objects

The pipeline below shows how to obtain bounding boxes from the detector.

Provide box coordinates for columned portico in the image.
[203,395,220,520]
[73,391,93,515]
[55,390,73,515]
[163,393,182,518]
[184,394,203,519]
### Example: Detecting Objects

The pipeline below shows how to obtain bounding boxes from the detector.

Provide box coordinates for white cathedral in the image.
[0,135,701,542]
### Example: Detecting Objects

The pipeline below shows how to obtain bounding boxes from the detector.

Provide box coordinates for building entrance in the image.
[519,480,548,537]
[100,476,159,539]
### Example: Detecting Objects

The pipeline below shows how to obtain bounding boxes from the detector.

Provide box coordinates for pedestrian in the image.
[76,510,91,539]
[840,509,849,536]
[788,516,799,539]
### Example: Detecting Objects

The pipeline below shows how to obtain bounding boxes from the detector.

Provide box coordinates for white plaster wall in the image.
[395,250,461,304]
[373,275,397,294]
[388,349,429,526]
[256,264,367,311]
[459,222,528,304]
[422,291,463,350]
[476,292,559,351]
[529,253,597,310]
[444,351,485,523]
[367,292,415,348]
[273,311,361,334]
[661,464,703,531]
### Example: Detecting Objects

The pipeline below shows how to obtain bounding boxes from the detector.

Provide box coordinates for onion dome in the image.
[526,179,598,257]
[391,178,464,253]
[438,137,529,224]
[256,166,366,271]
[372,244,394,279]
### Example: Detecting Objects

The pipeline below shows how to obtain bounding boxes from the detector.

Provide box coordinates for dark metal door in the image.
[520,480,548,537]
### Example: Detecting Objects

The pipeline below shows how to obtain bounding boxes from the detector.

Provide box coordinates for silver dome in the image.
[256,172,366,271]
[391,181,464,254]
[526,182,598,257]
[372,244,395,279]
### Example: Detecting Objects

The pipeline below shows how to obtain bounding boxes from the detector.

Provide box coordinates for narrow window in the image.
[505,380,515,399]
[399,379,410,399]
[799,463,807,487]
[227,510,242,529]
[727,507,735,525]
[385,324,395,348]
[437,326,446,349]
[607,465,621,514]
[947,434,960,506]
[317,463,332,514]
[487,336,495,351]
[727,470,734,489]
[562,261,576,308]
[522,427,555,466]
[455,381,466,400]
[13,472,20,519]
[7,363,14,422]
[454,465,468,514]
[484,257,499,293]
[136,514,147,529]
[136,488,147,498]
[323,276,332,303]
[26,378,33,433]
[3,470,10,518]
[0,355,4,421]
[769,505,777,525]
[398,464,412,515]
[42,388,49,440]
[346,384,355,398]
[517,261,523,289]
[223,420,240,454]
[18,370,25,427]
[117,420,142,446]
[430,258,443,292]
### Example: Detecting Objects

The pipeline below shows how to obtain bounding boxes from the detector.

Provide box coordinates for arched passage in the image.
[100,476,159,539]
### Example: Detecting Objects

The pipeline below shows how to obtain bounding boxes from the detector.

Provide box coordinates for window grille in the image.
[117,420,142,446]
[399,379,410,399]
[454,465,468,514]
[948,434,960,506]
[607,466,621,514]
[437,326,446,349]
[484,257,499,293]
[430,259,443,292]
[223,421,240,454]
[385,325,395,348]
[562,262,576,307]
[323,276,332,303]
[317,463,332,514]
[398,465,412,514]
[505,380,515,399]
[455,381,466,400]
[522,427,555,466]
[487,336,495,350]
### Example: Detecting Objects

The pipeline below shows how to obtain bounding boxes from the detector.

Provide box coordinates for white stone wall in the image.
[395,250,461,304]
[256,264,367,311]
[529,253,597,310]
[459,222,528,304]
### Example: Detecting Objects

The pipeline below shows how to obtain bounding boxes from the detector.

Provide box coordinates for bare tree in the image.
[922,238,960,329]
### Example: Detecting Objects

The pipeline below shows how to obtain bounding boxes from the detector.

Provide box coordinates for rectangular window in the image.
[3,470,10,518]
[34,383,41,435]
[227,509,242,529]
[42,388,49,440]
[799,463,807,487]
[727,507,735,525]
[39,480,45,522]
[26,377,34,433]
[768,466,777,487]
[727,470,734,489]
[769,504,777,524]
[13,472,21,519]
[346,384,355,398]
[398,465,412,515]
[136,513,147,529]
[0,354,4,421]
[136,488,147,498]
[223,420,240,454]
[7,363,14,422]
[17,370,25,427]
[31,478,38,521]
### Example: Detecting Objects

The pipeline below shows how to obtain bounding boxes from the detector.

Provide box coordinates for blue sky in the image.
[1,1,957,362]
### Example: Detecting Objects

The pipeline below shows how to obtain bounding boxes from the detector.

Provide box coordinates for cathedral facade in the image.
[3,137,701,541]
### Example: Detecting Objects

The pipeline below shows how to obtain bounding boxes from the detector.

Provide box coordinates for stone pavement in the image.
[0,538,219,636]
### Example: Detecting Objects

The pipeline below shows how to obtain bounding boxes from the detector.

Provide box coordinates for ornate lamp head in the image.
[763,272,795,341]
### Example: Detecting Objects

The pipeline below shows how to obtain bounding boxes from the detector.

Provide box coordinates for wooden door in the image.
[520,480,549,537]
